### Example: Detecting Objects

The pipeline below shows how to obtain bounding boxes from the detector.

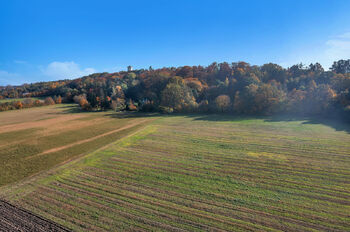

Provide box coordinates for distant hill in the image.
[1,60,349,119]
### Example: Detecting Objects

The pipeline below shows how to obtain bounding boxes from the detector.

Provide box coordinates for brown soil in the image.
[0,199,70,232]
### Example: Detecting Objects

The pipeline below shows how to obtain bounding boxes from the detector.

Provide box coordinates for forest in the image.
[1,59,350,120]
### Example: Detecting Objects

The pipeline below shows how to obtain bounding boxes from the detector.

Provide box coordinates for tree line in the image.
[0,59,349,120]
[0,96,61,111]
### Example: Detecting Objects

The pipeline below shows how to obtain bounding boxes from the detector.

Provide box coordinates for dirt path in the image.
[0,199,71,232]
[26,119,152,161]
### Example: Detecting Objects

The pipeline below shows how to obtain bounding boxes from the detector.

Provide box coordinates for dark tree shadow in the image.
[265,115,350,134]
[104,111,160,119]
[49,104,91,114]
[184,114,263,122]
[51,104,160,118]
[51,104,350,134]
[182,113,350,134]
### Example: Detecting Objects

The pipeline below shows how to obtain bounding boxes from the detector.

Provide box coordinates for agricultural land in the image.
[0,105,349,231]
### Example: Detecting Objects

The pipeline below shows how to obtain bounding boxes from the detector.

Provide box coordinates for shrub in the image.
[44,97,55,105]
[159,106,174,114]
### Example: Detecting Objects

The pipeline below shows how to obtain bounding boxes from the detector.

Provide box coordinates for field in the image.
[0,104,153,186]
[0,199,70,231]
[0,106,349,231]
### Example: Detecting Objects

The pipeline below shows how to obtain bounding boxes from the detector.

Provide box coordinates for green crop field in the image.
[1,108,349,231]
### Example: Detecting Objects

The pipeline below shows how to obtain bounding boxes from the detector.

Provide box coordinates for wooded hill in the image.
[1,60,350,119]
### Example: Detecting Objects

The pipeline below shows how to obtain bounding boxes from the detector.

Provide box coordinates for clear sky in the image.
[1,0,350,86]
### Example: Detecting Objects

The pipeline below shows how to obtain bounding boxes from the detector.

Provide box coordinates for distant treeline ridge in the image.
[0,60,349,120]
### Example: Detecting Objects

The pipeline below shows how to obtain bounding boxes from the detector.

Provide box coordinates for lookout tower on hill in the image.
[127,66,133,72]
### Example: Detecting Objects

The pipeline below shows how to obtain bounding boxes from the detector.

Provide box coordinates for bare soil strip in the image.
[0,199,70,232]
[26,118,151,160]
[0,114,84,133]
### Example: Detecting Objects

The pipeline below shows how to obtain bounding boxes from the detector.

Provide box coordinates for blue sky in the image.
[0,0,350,86]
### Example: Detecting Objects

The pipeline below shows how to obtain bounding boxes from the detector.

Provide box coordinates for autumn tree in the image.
[261,63,286,83]
[331,59,350,74]
[111,98,126,112]
[127,99,138,111]
[309,63,324,73]
[233,84,258,114]
[286,89,307,114]
[254,84,286,115]
[160,76,195,112]
[215,95,231,112]
[34,99,43,106]
[44,97,55,105]
[13,101,23,109]
[54,95,62,104]
[79,98,91,110]
[22,98,34,107]
[306,84,337,115]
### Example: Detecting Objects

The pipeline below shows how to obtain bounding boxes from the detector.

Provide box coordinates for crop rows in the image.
[0,105,151,186]
[0,199,70,231]
[2,115,350,231]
